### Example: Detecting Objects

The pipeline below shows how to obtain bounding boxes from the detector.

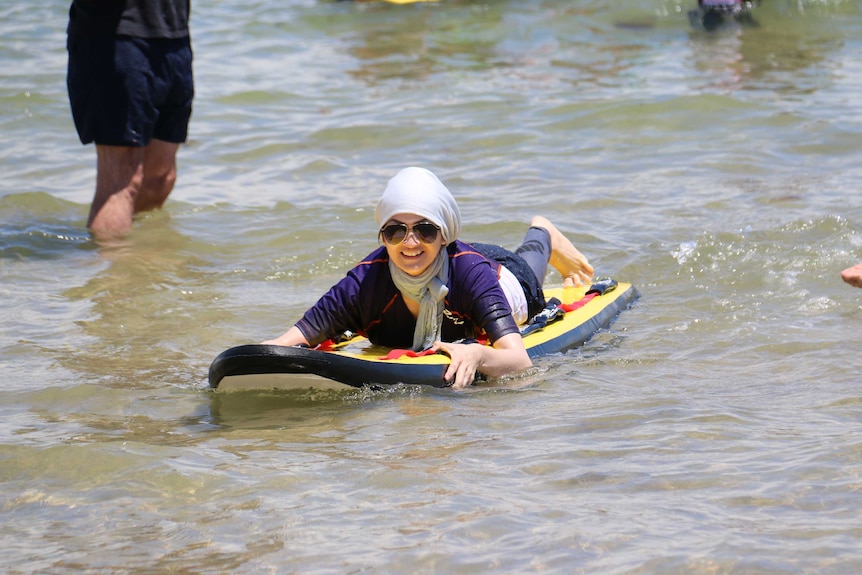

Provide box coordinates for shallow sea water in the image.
[2,0,862,573]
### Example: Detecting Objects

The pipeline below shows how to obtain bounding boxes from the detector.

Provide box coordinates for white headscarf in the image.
[375,167,461,245]
[375,167,462,351]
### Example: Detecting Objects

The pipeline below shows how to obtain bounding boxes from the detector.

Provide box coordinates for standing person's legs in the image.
[89,145,144,236]
[69,33,191,236]
[137,139,179,212]
[89,139,179,235]
[137,35,192,213]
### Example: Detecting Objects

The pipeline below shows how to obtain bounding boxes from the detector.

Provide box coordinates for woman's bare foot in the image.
[841,262,862,288]
[531,216,594,287]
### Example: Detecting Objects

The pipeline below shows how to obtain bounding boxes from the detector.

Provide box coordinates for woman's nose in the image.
[402,231,421,246]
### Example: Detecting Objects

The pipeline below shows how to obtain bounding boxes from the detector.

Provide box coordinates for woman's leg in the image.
[513,226,552,289]
[520,216,594,287]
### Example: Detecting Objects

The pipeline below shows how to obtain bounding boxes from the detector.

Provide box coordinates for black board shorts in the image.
[66,35,194,146]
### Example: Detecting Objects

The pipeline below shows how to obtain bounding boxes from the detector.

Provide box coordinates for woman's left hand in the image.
[433,332,532,390]
[432,341,484,389]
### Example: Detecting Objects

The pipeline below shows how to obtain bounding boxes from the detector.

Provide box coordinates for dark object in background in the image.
[689,0,760,31]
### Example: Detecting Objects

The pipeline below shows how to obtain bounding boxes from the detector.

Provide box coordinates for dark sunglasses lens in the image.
[414,223,439,243]
[382,224,407,244]
[381,222,439,244]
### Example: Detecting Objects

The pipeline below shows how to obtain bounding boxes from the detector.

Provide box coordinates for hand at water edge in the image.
[841,262,862,288]
[432,341,484,389]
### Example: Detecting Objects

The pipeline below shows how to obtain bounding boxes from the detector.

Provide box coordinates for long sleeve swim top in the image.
[295,240,519,348]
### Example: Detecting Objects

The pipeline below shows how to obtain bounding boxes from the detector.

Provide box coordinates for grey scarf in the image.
[389,249,450,351]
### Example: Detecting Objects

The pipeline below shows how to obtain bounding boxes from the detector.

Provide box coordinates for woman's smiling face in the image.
[381,213,445,277]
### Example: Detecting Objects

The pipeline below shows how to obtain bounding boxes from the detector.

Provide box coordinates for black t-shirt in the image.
[68,0,190,39]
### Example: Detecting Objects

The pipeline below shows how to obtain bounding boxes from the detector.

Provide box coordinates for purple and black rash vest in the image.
[296,240,519,348]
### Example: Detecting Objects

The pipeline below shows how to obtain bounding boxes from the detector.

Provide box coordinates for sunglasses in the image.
[379,221,441,245]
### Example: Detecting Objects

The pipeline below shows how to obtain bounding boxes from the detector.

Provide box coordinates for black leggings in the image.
[514,226,551,291]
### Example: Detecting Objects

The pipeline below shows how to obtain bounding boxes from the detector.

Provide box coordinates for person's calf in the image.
[135,169,176,212]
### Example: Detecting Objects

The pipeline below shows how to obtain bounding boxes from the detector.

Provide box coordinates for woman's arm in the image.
[432,332,531,389]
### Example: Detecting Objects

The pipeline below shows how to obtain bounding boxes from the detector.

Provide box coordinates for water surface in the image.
[2,0,862,573]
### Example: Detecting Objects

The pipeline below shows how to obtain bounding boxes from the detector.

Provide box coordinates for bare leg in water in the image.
[88,139,179,237]
[531,215,594,287]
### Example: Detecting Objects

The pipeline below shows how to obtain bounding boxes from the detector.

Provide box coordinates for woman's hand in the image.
[432,341,486,389]
[432,332,532,389]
